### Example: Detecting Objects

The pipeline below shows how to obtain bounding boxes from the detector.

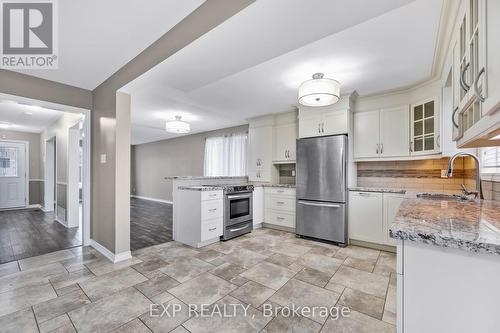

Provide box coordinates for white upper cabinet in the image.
[453,0,500,147]
[273,123,297,161]
[248,124,273,182]
[353,110,380,159]
[353,106,410,160]
[380,106,410,158]
[298,100,350,139]
[410,98,440,155]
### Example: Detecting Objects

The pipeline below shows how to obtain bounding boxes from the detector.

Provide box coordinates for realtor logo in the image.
[1,0,58,69]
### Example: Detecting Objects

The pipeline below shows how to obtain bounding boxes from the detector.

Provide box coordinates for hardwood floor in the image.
[0,209,82,264]
[0,197,172,264]
[130,197,172,251]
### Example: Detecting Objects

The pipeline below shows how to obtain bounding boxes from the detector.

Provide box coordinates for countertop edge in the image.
[389,228,500,256]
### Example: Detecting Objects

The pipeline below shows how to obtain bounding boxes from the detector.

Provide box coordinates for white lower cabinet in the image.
[349,191,384,243]
[175,190,224,248]
[264,187,296,229]
[348,191,404,246]
[252,186,264,226]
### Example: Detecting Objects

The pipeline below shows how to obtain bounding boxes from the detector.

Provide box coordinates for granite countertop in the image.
[349,187,406,194]
[253,183,296,188]
[177,185,225,191]
[390,196,500,255]
[165,176,248,180]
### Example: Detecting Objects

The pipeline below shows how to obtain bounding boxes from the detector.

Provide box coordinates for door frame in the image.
[44,136,56,214]
[0,139,29,209]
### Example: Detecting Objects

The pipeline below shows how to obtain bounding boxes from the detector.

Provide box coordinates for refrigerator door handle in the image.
[297,200,341,208]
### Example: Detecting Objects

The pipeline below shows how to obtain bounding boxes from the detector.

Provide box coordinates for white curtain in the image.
[204,133,247,176]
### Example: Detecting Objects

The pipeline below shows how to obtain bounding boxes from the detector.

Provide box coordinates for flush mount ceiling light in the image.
[165,116,190,134]
[298,73,340,107]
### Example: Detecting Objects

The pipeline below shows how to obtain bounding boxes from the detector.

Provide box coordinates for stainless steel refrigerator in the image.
[296,134,348,246]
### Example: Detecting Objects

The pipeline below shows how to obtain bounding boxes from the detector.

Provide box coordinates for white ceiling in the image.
[124,0,443,145]
[10,0,206,90]
[0,94,86,133]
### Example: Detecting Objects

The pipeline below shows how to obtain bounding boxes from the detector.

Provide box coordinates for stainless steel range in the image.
[222,184,254,240]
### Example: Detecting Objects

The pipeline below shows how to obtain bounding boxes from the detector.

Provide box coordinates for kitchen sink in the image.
[416,193,475,201]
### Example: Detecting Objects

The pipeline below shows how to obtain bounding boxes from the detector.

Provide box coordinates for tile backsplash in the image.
[356,157,476,194]
[277,163,296,185]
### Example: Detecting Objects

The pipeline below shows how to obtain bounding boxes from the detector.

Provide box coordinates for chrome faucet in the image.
[446,152,483,199]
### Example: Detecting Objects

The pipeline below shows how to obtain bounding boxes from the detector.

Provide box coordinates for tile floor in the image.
[0,228,396,332]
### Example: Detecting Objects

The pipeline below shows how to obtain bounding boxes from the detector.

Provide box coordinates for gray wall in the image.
[0,129,43,205]
[131,125,248,202]
[91,0,254,254]
[1,0,253,255]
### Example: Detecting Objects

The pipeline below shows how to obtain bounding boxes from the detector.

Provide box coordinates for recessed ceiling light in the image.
[24,111,33,115]
[0,122,12,129]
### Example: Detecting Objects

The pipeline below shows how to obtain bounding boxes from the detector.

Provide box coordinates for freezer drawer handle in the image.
[298,201,341,208]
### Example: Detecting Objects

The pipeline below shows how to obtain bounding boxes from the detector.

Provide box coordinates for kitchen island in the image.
[390,196,500,333]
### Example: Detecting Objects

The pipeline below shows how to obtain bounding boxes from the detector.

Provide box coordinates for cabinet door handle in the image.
[208,208,217,212]
[276,216,285,221]
[376,144,379,154]
[208,194,217,197]
[380,143,383,154]
[460,62,471,92]
[473,67,486,103]
[208,227,217,231]
[436,134,441,148]
[318,123,321,133]
[321,123,325,133]
[452,107,459,128]
[276,201,285,205]
[409,141,413,153]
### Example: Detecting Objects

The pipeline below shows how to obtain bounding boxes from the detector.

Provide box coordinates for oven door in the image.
[225,191,253,226]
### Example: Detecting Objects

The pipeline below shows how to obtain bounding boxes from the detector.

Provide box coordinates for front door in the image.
[0,141,26,209]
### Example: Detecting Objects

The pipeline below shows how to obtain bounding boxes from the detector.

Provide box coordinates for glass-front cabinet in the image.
[452,0,488,141]
[411,99,440,155]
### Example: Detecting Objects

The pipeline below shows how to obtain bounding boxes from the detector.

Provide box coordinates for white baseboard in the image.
[90,239,132,263]
[253,223,263,229]
[28,204,42,209]
[131,195,172,204]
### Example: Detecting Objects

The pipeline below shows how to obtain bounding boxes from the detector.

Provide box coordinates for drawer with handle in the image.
[201,191,223,201]
[265,195,295,212]
[201,200,223,220]
[264,187,295,197]
[201,218,222,241]
[265,210,295,228]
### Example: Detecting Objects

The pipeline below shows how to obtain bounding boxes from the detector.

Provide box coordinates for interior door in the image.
[380,106,410,157]
[0,141,26,209]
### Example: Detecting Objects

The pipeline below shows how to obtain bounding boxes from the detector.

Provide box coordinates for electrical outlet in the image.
[441,170,448,178]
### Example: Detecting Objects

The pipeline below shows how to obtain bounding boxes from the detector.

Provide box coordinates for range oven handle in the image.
[297,200,341,208]
[226,193,252,200]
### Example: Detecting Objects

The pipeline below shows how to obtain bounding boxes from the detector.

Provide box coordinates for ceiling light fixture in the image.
[24,111,33,115]
[0,122,12,129]
[165,116,190,134]
[298,73,340,107]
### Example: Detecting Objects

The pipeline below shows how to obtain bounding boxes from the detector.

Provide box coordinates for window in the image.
[481,146,500,174]
[0,147,18,177]
[204,133,247,177]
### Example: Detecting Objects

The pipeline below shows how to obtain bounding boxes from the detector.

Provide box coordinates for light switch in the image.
[100,154,107,164]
